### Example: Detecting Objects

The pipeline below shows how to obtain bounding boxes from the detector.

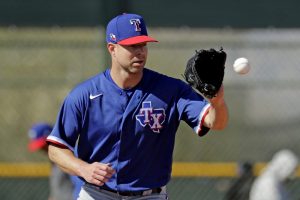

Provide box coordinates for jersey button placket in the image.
[116,90,128,190]
[120,91,129,111]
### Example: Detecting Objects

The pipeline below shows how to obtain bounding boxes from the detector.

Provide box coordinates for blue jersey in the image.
[47,68,210,192]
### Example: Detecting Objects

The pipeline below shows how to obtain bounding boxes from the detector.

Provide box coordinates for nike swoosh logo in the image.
[89,93,103,100]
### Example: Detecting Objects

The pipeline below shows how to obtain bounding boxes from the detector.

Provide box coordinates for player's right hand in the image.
[81,162,116,186]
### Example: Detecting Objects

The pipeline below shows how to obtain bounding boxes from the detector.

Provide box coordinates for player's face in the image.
[110,42,148,74]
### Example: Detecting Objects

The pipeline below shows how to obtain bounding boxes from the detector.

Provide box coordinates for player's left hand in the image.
[183,48,226,99]
[203,84,228,130]
[209,85,225,107]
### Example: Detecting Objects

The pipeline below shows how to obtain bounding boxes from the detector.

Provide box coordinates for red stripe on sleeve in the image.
[197,106,211,136]
[46,139,69,149]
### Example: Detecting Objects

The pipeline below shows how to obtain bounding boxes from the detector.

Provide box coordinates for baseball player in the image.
[46,13,229,200]
[28,123,82,200]
[249,149,299,200]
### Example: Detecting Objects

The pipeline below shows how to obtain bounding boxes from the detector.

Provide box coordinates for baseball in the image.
[233,57,250,74]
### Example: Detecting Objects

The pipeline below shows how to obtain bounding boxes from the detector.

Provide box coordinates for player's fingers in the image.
[97,163,116,174]
[92,173,110,182]
[90,163,115,179]
[94,169,114,179]
[91,178,105,186]
[85,175,105,186]
[95,169,114,178]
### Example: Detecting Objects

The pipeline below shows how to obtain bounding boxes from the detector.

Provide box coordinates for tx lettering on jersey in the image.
[136,101,166,133]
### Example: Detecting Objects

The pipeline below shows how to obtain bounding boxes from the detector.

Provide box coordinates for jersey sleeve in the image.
[177,82,211,136]
[46,93,83,151]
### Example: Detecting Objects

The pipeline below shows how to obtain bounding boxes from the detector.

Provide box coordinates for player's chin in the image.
[131,62,145,71]
[129,67,144,75]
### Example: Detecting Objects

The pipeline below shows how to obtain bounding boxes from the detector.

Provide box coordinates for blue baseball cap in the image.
[27,123,53,152]
[106,13,158,45]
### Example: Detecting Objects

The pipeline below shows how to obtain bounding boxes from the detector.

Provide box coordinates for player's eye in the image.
[131,43,147,48]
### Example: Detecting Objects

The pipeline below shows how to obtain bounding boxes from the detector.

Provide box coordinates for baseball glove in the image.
[183,48,226,99]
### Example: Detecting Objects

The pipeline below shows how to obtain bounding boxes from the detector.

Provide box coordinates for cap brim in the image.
[28,137,47,152]
[118,35,158,45]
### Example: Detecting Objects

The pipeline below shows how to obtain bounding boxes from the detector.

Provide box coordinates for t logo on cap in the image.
[130,19,142,32]
[106,13,158,45]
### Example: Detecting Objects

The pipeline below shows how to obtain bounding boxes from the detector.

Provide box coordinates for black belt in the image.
[102,187,162,196]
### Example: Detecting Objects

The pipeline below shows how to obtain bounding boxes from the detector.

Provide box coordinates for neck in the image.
[110,67,143,89]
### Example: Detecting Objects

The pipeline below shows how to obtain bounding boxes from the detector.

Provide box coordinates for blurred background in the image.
[1,0,300,199]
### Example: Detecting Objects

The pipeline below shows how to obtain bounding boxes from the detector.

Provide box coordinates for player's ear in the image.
[107,43,116,56]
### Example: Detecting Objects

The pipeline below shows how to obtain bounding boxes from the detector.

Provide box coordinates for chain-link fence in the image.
[0,27,300,200]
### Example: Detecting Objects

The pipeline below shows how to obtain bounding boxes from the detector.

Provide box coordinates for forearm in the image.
[48,144,87,177]
[208,98,229,130]
[48,144,116,186]
[203,85,229,130]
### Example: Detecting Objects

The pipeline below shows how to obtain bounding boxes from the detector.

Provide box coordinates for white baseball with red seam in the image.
[233,57,250,75]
